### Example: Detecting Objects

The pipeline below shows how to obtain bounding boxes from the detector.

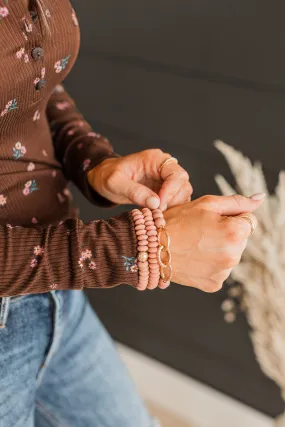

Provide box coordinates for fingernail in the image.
[146,196,160,209]
[250,192,266,201]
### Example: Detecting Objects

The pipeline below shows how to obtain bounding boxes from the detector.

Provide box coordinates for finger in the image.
[158,164,191,210]
[200,193,266,216]
[166,182,193,209]
[114,174,160,208]
[221,213,257,242]
[223,213,257,240]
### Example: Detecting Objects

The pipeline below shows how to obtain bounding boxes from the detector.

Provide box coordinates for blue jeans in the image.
[0,291,157,427]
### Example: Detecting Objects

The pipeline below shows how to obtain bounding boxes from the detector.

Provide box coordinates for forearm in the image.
[46,85,119,206]
[0,212,138,297]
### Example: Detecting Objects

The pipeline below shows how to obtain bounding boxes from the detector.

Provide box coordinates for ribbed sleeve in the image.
[0,212,138,297]
[46,85,120,207]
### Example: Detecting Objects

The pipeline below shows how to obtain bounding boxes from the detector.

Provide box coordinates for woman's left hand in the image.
[87,149,192,210]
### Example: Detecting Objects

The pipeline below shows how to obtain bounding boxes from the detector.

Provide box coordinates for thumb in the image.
[201,193,266,216]
[119,178,160,208]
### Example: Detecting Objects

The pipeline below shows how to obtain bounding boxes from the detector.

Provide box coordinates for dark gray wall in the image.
[66,0,285,416]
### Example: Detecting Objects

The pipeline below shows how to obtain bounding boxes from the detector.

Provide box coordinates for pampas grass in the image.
[215,140,285,424]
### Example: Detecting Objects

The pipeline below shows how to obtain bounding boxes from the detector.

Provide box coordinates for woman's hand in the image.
[164,194,265,292]
[87,149,192,210]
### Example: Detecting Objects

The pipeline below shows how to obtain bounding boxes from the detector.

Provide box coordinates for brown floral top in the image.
[0,0,138,296]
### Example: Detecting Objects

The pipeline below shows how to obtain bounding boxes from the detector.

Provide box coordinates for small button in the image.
[31,47,44,61]
[35,79,46,91]
[30,10,38,23]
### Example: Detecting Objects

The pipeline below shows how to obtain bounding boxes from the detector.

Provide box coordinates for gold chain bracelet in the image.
[157,226,172,282]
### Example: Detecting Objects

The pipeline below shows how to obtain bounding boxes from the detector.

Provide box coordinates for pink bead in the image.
[135,218,144,225]
[152,209,161,214]
[148,236,158,242]
[153,212,163,220]
[158,279,170,289]
[149,279,159,286]
[144,218,153,224]
[149,247,158,253]
[133,212,143,219]
[149,264,159,270]
[135,224,145,231]
[139,273,149,278]
[155,218,166,228]
[132,210,141,216]
[147,230,157,236]
[138,240,148,246]
[149,242,158,248]
[148,253,157,259]
[137,261,147,269]
[148,258,158,264]
[138,246,148,252]
[147,283,158,290]
[136,229,146,236]
[137,234,148,241]
[142,207,151,214]
[138,239,148,246]
[146,225,156,231]
[145,220,154,226]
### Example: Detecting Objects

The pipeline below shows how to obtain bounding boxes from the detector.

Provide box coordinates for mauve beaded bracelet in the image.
[142,208,160,290]
[132,209,149,291]
[132,207,171,291]
[152,209,171,290]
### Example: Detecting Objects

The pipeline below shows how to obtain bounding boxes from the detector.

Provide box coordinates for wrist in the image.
[87,157,118,195]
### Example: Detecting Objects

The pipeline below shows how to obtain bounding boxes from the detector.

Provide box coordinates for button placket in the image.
[26,5,46,103]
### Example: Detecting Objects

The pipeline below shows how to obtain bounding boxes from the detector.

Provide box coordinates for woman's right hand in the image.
[164,194,265,292]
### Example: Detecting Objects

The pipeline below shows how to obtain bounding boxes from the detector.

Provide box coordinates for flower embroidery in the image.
[89,261,96,270]
[56,101,70,111]
[23,180,39,195]
[22,32,28,41]
[78,249,96,271]
[50,283,58,289]
[31,244,44,268]
[16,48,25,59]
[31,259,38,268]
[13,142,26,160]
[33,110,40,121]
[34,68,45,86]
[1,99,17,117]
[67,129,75,136]
[54,55,71,73]
[51,170,57,178]
[122,256,138,272]
[0,6,9,19]
[71,8,78,26]
[34,246,44,256]
[0,194,7,207]
[27,162,35,171]
[42,149,47,156]
[45,9,51,18]
[32,217,38,224]
[82,159,91,171]
[16,47,29,63]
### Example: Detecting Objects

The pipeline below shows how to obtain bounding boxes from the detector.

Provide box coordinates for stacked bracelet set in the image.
[132,207,172,291]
